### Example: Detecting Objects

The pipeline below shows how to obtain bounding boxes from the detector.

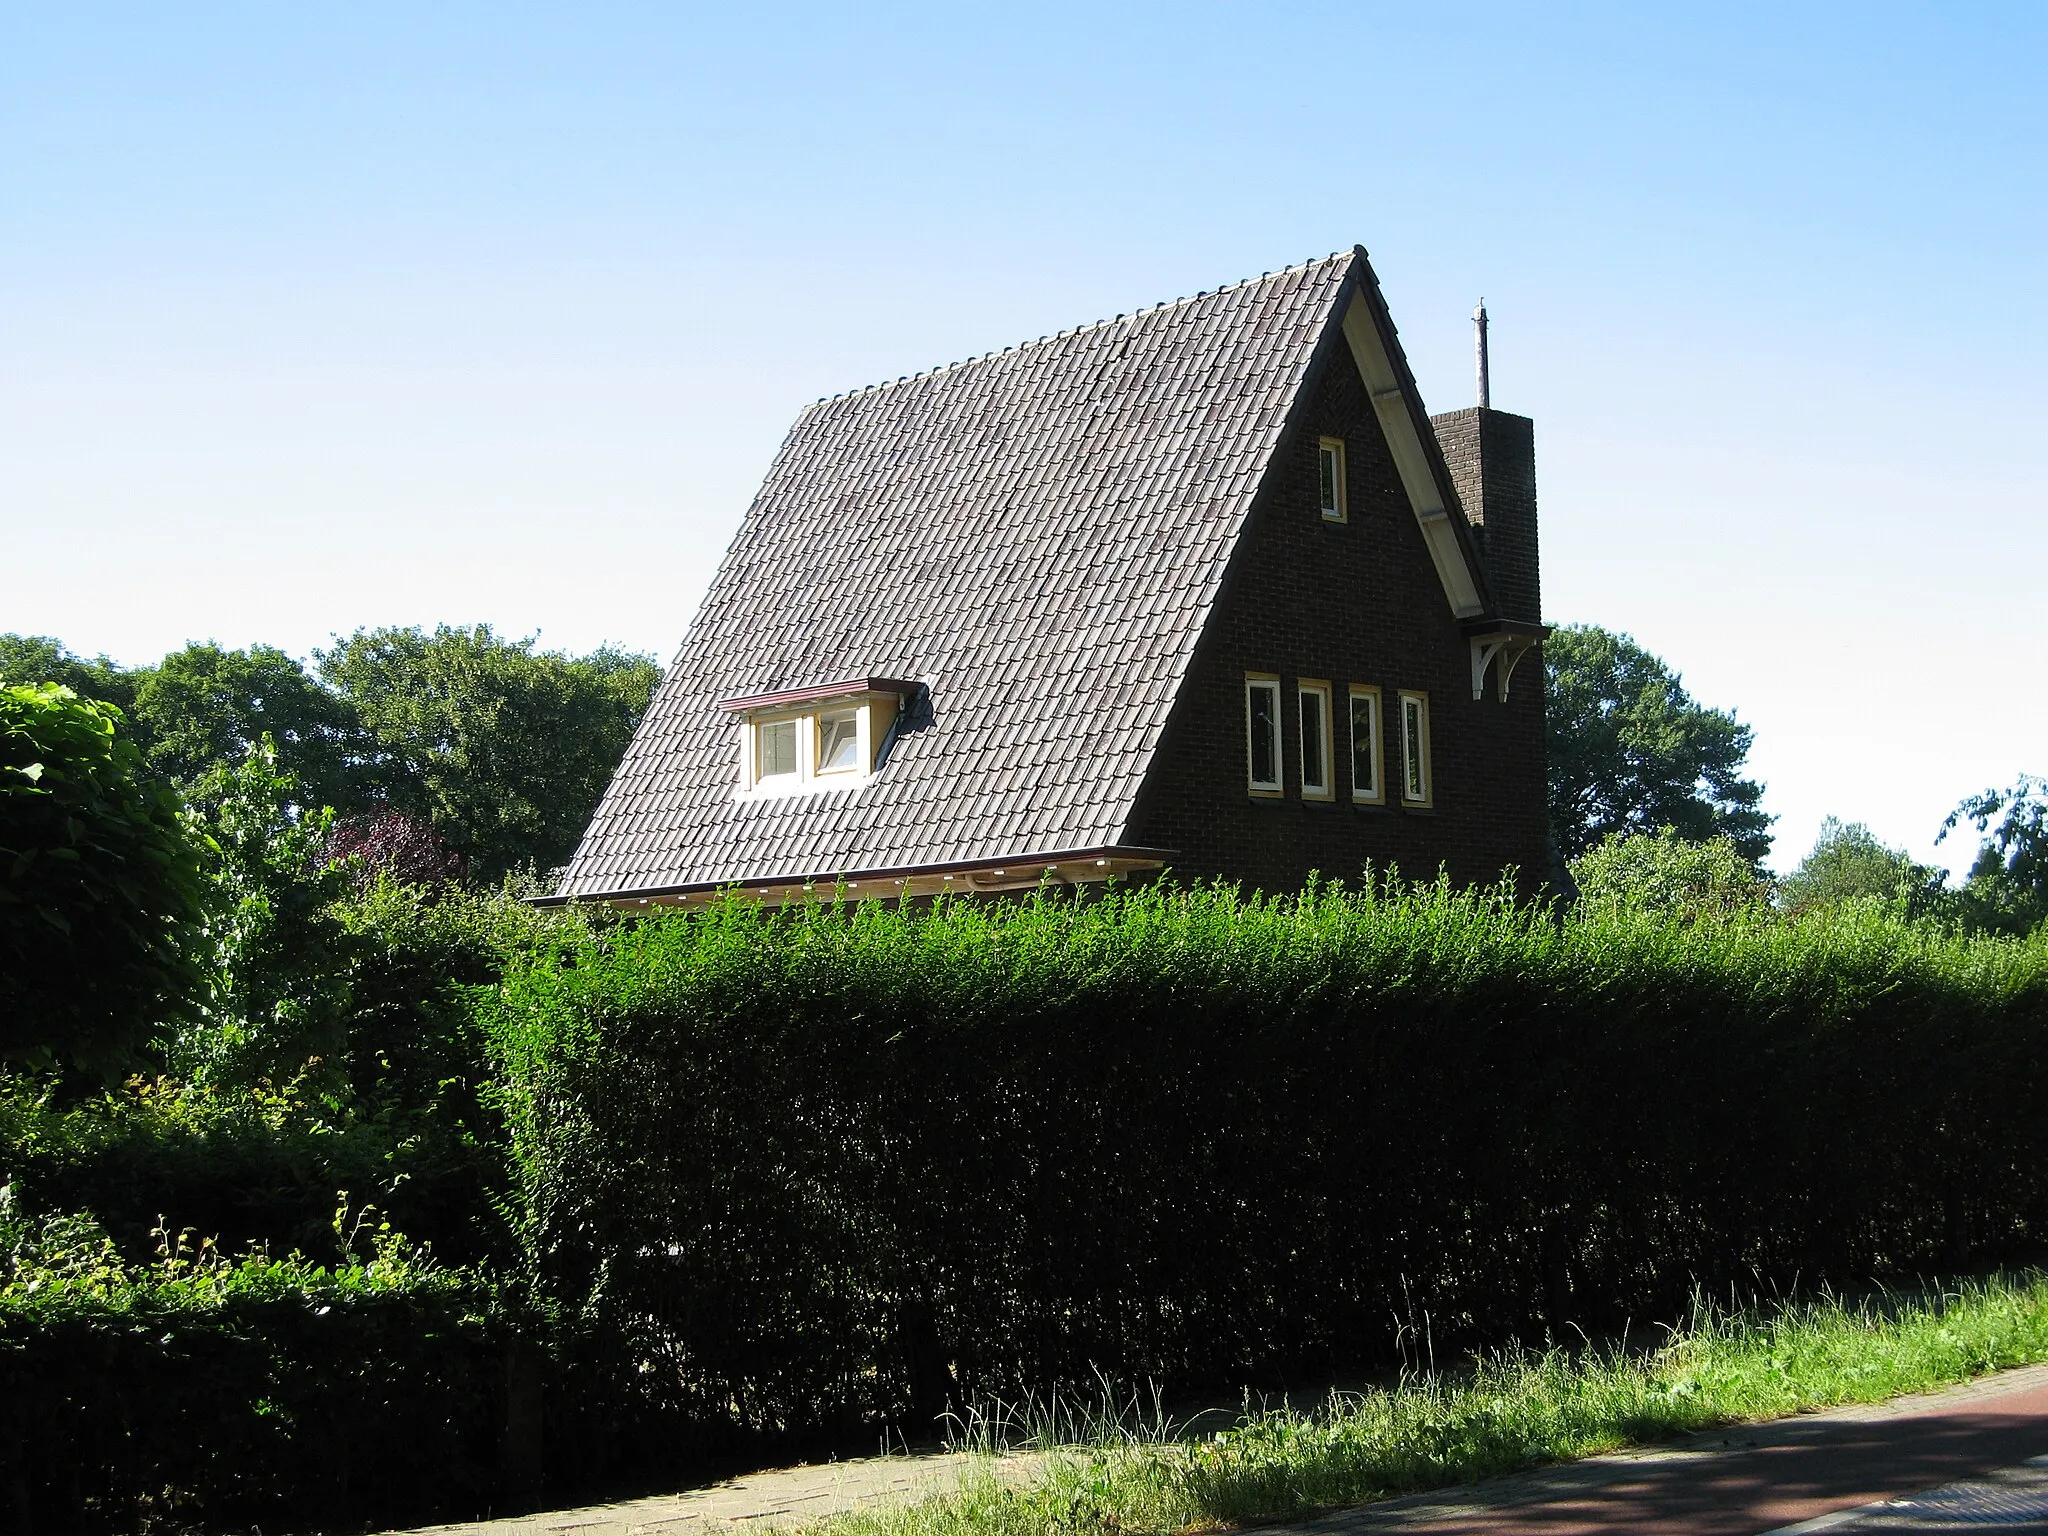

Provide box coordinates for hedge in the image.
[485,878,2048,1440]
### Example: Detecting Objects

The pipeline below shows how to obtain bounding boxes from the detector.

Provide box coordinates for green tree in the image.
[1940,774,2048,936]
[1778,817,1949,919]
[1569,827,1770,921]
[1546,624,1772,863]
[0,634,137,716]
[0,684,209,1077]
[318,625,659,882]
[172,740,358,1090]
[129,642,367,813]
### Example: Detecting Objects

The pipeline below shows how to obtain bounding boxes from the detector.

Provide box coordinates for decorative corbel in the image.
[1470,636,1511,700]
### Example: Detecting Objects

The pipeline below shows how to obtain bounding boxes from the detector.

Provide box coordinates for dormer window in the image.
[1317,437,1346,522]
[721,678,917,798]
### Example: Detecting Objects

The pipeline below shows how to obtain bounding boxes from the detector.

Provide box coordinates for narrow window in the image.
[1317,437,1346,522]
[1298,680,1333,799]
[757,717,799,782]
[1399,690,1431,805]
[816,708,860,773]
[1349,686,1382,803]
[1245,675,1281,794]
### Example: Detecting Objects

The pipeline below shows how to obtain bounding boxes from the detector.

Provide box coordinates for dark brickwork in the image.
[1127,350,1550,895]
[1430,407,1542,625]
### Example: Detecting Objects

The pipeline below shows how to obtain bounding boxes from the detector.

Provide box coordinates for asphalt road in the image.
[1304,1363,2048,1535]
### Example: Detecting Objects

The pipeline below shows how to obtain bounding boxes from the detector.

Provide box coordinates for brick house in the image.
[551,248,1548,908]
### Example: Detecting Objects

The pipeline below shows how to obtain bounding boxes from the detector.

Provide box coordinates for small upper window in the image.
[1317,437,1346,522]
[816,708,860,773]
[1246,674,1282,794]
[1399,690,1431,805]
[1298,680,1333,800]
[1349,685,1383,804]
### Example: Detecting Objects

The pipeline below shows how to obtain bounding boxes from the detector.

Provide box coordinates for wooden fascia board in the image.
[533,845,1179,908]
[1334,254,1493,621]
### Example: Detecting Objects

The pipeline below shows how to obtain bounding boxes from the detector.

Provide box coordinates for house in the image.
[550,248,1548,908]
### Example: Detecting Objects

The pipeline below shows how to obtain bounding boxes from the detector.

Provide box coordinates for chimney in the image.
[1431,302,1541,624]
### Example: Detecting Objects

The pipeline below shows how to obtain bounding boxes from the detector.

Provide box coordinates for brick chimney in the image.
[1430,304,1541,623]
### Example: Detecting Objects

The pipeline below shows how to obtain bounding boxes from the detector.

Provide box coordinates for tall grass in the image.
[824,1274,2048,1536]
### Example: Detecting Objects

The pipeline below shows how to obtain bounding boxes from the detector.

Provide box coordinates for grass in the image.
[821,1272,2048,1536]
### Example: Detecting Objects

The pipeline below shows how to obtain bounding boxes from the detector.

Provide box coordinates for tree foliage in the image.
[0,634,137,715]
[1779,817,1949,919]
[131,643,368,813]
[173,741,358,1091]
[1942,775,2048,936]
[1569,828,1770,921]
[0,629,661,885]
[317,625,660,881]
[1545,624,1772,863]
[0,684,209,1077]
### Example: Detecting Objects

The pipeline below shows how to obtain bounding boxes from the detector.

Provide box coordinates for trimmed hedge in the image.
[486,878,2048,1438]
[0,1242,514,1529]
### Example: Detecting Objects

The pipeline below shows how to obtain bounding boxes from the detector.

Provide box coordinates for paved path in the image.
[1294,1362,2048,1534]
[388,1364,2048,1536]
[390,1449,1036,1536]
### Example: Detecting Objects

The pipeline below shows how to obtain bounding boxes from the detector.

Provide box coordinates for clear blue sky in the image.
[3,2,2042,875]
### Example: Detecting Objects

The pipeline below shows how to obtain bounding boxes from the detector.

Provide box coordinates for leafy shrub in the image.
[1570,828,1769,919]
[484,878,2048,1440]
[0,1187,522,1529]
[0,684,208,1078]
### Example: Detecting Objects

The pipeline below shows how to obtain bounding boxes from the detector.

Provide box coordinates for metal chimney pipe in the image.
[1474,299,1490,409]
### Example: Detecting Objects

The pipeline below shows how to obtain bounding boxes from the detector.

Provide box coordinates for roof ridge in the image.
[807,250,1357,409]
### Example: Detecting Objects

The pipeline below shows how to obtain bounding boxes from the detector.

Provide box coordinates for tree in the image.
[0,634,137,715]
[1569,828,1770,921]
[1940,774,2048,936]
[1778,817,1950,919]
[172,740,359,1090]
[128,642,368,813]
[1545,624,1772,863]
[318,625,660,882]
[0,683,209,1077]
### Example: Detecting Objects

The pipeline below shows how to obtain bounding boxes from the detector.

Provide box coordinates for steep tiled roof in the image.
[558,252,1364,898]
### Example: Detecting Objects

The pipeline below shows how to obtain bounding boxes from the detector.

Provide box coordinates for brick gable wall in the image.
[1126,345,1550,895]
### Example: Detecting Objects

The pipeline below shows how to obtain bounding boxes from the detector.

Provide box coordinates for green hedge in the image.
[0,1233,514,1529]
[486,878,2048,1438]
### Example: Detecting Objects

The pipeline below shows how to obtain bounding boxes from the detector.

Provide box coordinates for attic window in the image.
[1318,437,1347,522]
[720,678,917,799]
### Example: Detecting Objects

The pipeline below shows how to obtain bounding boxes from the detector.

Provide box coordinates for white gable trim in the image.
[1339,294,1487,619]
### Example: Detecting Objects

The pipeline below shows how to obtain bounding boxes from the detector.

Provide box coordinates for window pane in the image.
[1319,446,1340,515]
[760,719,797,777]
[1300,689,1326,790]
[817,711,859,771]
[1248,682,1278,787]
[1403,698,1425,799]
[1351,695,1377,797]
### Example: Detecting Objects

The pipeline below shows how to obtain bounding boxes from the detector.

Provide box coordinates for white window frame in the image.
[1245,673,1282,796]
[1398,689,1432,807]
[1317,436,1347,523]
[1297,679,1334,800]
[737,692,898,799]
[1349,684,1383,805]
